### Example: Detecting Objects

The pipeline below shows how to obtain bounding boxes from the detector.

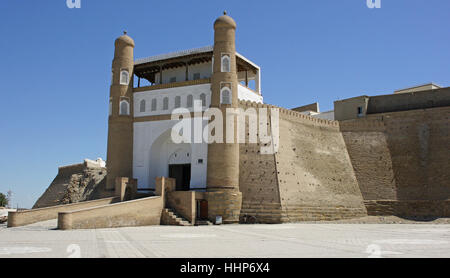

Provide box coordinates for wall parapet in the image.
[367,87,450,115]
[133,78,211,93]
[57,163,86,177]
[238,100,340,129]
[57,160,106,177]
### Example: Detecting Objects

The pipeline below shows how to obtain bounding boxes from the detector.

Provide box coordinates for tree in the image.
[0,193,8,207]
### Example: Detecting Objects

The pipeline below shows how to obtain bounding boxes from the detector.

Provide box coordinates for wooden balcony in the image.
[133,78,211,93]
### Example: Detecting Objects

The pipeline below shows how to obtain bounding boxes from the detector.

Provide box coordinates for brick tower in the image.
[206,12,242,223]
[106,32,135,190]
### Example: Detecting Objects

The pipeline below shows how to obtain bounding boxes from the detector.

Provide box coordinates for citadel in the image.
[8,13,450,229]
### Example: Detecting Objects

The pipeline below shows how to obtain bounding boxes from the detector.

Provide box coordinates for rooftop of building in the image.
[394,82,442,94]
[134,45,260,83]
[135,45,259,68]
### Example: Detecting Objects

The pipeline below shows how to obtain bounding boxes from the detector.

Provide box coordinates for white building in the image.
[131,46,263,190]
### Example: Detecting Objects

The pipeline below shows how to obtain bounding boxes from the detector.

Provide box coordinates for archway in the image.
[148,128,192,190]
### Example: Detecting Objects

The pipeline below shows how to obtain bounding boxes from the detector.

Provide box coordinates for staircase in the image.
[240,202,284,224]
[161,208,192,226]
[195,220,213,226]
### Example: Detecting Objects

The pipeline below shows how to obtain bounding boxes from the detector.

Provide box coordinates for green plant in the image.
[0,193,8,207]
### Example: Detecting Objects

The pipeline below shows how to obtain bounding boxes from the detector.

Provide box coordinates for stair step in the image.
[163,207,192,226]
[195,220,213,226]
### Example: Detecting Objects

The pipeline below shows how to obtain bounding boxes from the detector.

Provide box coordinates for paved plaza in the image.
[0,220,449,258]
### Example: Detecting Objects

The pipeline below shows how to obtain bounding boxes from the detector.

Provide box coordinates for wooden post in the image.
[185,62,189,81]
[245,70,248,87]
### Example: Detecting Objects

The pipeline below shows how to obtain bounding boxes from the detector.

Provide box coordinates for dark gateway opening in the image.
[169,164,191,191]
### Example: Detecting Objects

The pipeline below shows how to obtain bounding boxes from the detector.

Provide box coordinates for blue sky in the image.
[0,0,449,208]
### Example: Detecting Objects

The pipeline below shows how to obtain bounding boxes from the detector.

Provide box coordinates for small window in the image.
[199,93,206,107]
[175,96,181,108]
[120,70,129,85]
[139,99,146,113]
[163,97,169,110]
[357,106,363,117]
[193,73,201,80]
[109,101,112,116]
[170,77,176,83]
[221,88,232,105]
[221,54,231,73]
[198,159,204,164]
[151,99,157,111]
[187,95,193,108]
[120,100,130,115]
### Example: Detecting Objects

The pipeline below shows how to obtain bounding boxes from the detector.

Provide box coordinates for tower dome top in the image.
[214,11,236,29]
[115,31,135,47]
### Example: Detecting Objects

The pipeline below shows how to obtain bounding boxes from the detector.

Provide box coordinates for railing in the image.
[238,83,259,95]
[134,78,211,92]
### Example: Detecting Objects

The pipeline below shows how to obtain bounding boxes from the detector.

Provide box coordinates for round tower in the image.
[206,12,242,223]
[106,32,135,190]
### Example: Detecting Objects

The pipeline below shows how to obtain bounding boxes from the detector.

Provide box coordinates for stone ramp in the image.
[58,196,163,230]
[23,219,58,230]
[4,219,58,231]
[8,197,120,227]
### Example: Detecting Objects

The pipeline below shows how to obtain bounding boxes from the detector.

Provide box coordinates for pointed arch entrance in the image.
[148,128,193,191]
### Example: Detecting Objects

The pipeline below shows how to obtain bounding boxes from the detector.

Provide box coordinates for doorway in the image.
[169,164,191,191]
[199,200,208,220]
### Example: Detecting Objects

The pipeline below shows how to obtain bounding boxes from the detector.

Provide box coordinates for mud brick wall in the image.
[205,191,242,224]
[275,112,367,221]
[166,191,196,224]
[340,119,397,201]
[238,101,283,223]
[238,101,367,223]
[239,142,282,223]
[33,162,112,209]
[341,106,450,217]
[364,200,450,217]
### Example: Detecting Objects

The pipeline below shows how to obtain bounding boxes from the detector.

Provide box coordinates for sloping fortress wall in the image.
[239,133,282,223]
[33,161,113,209]
[340,106,450,217]
[276,109,367,221]
[238,101,367,223]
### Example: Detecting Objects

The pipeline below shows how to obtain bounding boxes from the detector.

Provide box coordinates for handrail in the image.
[134,78,211,92]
